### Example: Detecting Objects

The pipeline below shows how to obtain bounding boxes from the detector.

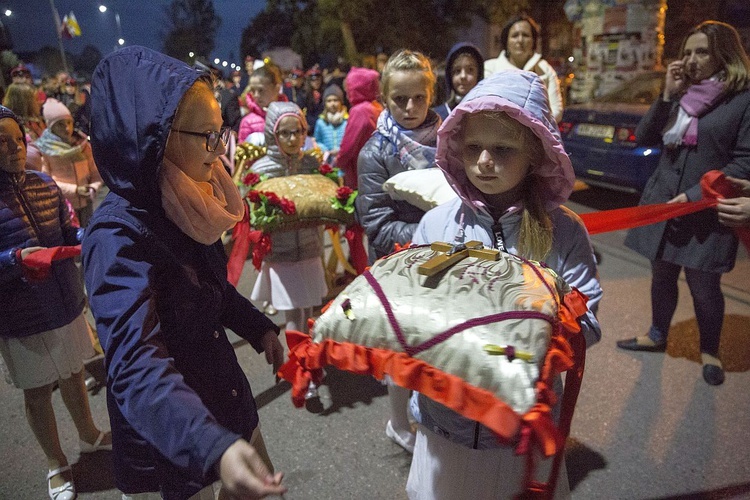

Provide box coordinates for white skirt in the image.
[251,257,328,311]
[406,425,570,500]
[0,313,95,390]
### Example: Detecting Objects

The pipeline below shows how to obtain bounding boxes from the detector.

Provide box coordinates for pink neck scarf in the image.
[663,79,725,147]
[160,159,244,245]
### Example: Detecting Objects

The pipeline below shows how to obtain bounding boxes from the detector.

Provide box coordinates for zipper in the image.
[13,174,42,240]
[473,421,480,449]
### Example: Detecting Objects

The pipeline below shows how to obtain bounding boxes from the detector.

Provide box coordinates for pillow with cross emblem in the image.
[279,242,590,445]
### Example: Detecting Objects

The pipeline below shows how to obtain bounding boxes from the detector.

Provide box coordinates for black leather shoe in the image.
[703,364,725,386]
[616,337,667,352]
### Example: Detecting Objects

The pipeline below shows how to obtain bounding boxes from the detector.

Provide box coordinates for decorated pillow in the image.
[247,174,355,232]
[279,243,589,450]
[382,168,458,211]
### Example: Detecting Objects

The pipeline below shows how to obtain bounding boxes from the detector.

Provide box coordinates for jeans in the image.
[648,260,724,355]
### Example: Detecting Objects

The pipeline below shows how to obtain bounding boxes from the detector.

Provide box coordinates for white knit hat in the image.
[42,98,72,128]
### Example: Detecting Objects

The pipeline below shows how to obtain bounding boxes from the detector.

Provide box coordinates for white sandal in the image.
[47,465,76,500]
[79,430,112,453]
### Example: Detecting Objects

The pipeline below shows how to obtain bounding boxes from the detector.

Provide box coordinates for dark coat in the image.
[0,169,84,338]
[624,88,750,273]
[84,46,279,498]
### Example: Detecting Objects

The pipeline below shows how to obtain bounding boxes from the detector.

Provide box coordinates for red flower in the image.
[280,198,296,215]
[319,163,333,175]
[264,191,281,205]
[243,172,260,186]
[248,190,261,203]
[336,186,354,202]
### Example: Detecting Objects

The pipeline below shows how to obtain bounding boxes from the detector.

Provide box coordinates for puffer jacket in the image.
[0,169,84,338]
[251,101,323,263]
[355,109,440,260]
[411,70,601,449]
[84,46,279,498]
[337,68,383,188]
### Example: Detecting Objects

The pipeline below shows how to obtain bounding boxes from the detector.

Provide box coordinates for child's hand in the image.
[218,439,287,499]
[20,246,46,260]
[260,330,285,376]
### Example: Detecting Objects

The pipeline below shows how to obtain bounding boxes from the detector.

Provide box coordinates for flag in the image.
[60,11,81,38]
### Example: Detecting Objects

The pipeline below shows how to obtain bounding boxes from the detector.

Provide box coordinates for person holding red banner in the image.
[717,177,750,228]
[0,105,110,500]
[617,21,750,386]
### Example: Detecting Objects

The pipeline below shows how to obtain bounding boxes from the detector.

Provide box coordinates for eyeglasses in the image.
[276,129,303,140]
[173,126,231,152]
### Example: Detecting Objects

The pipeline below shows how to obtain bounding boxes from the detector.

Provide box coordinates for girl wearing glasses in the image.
[249,102,327,371]
[83,46,286,499]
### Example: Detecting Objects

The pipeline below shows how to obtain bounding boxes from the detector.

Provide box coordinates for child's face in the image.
[386,70,431,130]
[461,113,531,196]
[51,118,75,144]
[276,115,305,156]
[0,118,27,174]
[451,54,479,97]
[249,75,278,109]
[165,82,226,182]
[325,95,342,114]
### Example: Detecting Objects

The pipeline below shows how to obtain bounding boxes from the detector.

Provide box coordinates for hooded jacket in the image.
[433,42,485,121]
[411,70,601,449]
[83,46,278,498]
[336,67,383,188]
[238,92,289,144]
[484,51,564,123]
[251,102,323,262]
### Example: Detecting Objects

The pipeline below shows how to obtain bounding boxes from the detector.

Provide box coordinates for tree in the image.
[241,0,487,67]
[162,0,221,62]
[73,45,103,80]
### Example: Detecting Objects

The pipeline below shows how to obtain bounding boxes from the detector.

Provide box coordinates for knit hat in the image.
[0,105,27,146]
[42,98,72,128]
[323,84,344,101]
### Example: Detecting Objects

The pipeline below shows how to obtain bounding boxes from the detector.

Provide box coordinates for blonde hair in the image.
[381,49,437,104]
[3,83,41,119]
[472,111,552,261]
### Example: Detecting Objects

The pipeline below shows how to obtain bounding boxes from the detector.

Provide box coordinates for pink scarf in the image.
[663,79,725,147]
[160,159,244,245]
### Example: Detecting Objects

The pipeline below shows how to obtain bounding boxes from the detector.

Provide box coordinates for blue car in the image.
[559,71,665,193]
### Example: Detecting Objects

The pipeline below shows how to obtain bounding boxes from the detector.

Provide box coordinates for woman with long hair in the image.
[617,21,750,386]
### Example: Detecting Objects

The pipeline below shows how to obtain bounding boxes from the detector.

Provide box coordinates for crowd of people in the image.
[1,15,749,500]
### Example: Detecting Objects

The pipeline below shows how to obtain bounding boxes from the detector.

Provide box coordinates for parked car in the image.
[559,70,665,193]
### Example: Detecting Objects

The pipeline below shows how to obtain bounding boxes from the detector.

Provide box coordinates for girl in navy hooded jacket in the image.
[83,46,286,499]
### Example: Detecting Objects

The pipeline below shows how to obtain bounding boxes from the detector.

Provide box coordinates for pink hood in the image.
[437,69,574,212]
[344,67,380,106]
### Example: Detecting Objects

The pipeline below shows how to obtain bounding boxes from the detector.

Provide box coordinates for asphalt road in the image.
[1,184,749,499]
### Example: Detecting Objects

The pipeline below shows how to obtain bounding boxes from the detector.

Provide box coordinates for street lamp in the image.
[4,9,11,16]
[99,4,124,51]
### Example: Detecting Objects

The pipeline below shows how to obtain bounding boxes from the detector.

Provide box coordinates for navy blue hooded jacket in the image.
[433,42,484,121]
[83,46,279,497]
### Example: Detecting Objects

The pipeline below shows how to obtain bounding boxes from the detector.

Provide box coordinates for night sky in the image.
[6,0,265,68]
